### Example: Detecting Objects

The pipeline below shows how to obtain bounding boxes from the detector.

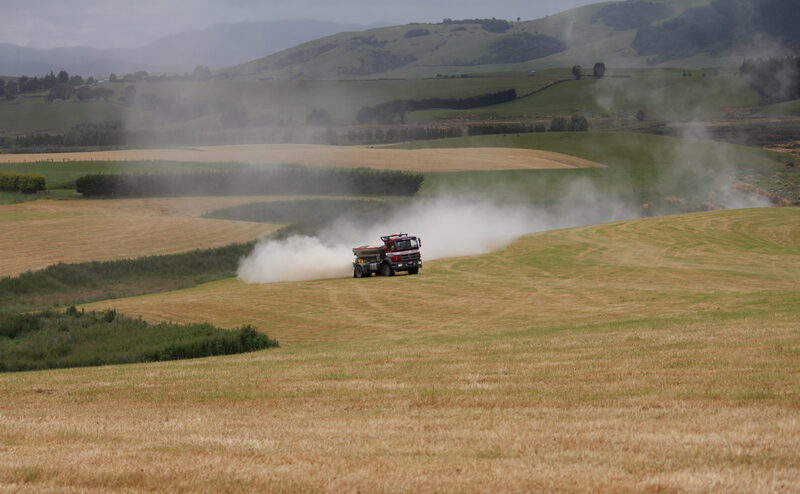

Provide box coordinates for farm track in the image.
[0,143,603,171]
[0,196,288,277]
[1,207,798,492]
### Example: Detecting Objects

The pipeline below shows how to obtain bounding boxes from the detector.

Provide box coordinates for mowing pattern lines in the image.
[0,207,797,492]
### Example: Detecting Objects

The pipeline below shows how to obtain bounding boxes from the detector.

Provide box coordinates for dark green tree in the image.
[57,70,69,84]
[593,62,606,78]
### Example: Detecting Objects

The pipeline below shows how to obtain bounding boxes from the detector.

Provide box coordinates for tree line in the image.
[75,166,424,198]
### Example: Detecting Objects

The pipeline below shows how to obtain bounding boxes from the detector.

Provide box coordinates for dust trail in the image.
[237,194,640,284]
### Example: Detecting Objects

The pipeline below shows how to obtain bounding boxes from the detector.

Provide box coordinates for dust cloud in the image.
[237,191,640,284]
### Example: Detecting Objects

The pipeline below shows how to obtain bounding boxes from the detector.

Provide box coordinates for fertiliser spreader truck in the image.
[352,233,422,278]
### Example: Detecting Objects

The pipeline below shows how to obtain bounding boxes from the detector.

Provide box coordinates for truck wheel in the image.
[380,262,394,277]
[354,265,365,278]
[408,267,419,275]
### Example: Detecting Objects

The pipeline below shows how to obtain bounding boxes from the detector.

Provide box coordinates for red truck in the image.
[352,233,422,278]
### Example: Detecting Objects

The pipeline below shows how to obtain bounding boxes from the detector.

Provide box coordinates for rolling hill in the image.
[221,0,798,80]
[0,20,378,77]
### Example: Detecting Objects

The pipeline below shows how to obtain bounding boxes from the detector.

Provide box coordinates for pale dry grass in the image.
[1,208,799,493]
[0,196,286,277]
[0,143,603,172]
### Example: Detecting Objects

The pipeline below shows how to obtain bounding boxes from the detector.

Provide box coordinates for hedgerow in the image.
[0,308,278,372]
[0,172,45,193]
[0,241,256,313]
[357,88,517,124]
[76,165,423,197]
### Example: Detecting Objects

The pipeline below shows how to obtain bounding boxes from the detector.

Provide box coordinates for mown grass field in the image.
[0,207,794,492]
[0,197,283,277]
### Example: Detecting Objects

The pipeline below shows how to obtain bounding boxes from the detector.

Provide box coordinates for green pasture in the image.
[410,72,759,121]
[0,96,124,133]
[393,132,785,169]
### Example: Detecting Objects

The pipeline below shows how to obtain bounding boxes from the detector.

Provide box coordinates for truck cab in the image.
[352,233,422,278]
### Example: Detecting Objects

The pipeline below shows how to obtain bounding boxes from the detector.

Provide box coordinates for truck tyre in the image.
[380,262,394,277]
[354,265,365,278]
[408,267,419,275]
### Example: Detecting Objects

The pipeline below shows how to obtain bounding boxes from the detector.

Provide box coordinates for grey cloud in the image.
[0,0,601,49]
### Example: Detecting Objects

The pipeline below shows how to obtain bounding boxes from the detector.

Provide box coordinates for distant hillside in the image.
[633,0,800,62]
[221,0,800,79]
[0,20,376,77]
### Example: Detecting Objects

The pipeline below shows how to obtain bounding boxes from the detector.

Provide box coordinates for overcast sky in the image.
[2,0,604,49]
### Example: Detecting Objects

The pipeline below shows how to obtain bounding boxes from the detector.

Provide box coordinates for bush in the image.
[0,172,20,191]
[568,115,589,132]
[17,174,46,193]
[0,172,45,193]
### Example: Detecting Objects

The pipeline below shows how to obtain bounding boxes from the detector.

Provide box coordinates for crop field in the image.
[0,207,794,492]
[0,197,284,277]
[0,144,602,172]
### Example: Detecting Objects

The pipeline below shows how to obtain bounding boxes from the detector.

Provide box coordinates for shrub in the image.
[17,174,46,193]
[0,172,20,191]
[0,172,45,193]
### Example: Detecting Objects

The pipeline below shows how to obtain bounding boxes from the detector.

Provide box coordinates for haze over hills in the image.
[221,0,799,80]
[0,20,379,77]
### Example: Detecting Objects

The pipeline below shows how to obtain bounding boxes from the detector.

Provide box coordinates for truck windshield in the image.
[394,239,418,251]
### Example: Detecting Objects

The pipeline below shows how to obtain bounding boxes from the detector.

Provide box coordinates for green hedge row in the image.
[0,172,46,193]
[0,308,279,372]
[75,165,423,197]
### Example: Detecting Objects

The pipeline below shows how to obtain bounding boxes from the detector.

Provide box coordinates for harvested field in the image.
[83,208,800,345]
[0,143,603,172]
[0,208,794,492]
[0,196,285,277]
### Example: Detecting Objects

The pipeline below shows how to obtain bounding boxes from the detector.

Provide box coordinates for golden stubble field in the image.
[0,196,287,277]
[1,207,799,493]
[0,143,603,172]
